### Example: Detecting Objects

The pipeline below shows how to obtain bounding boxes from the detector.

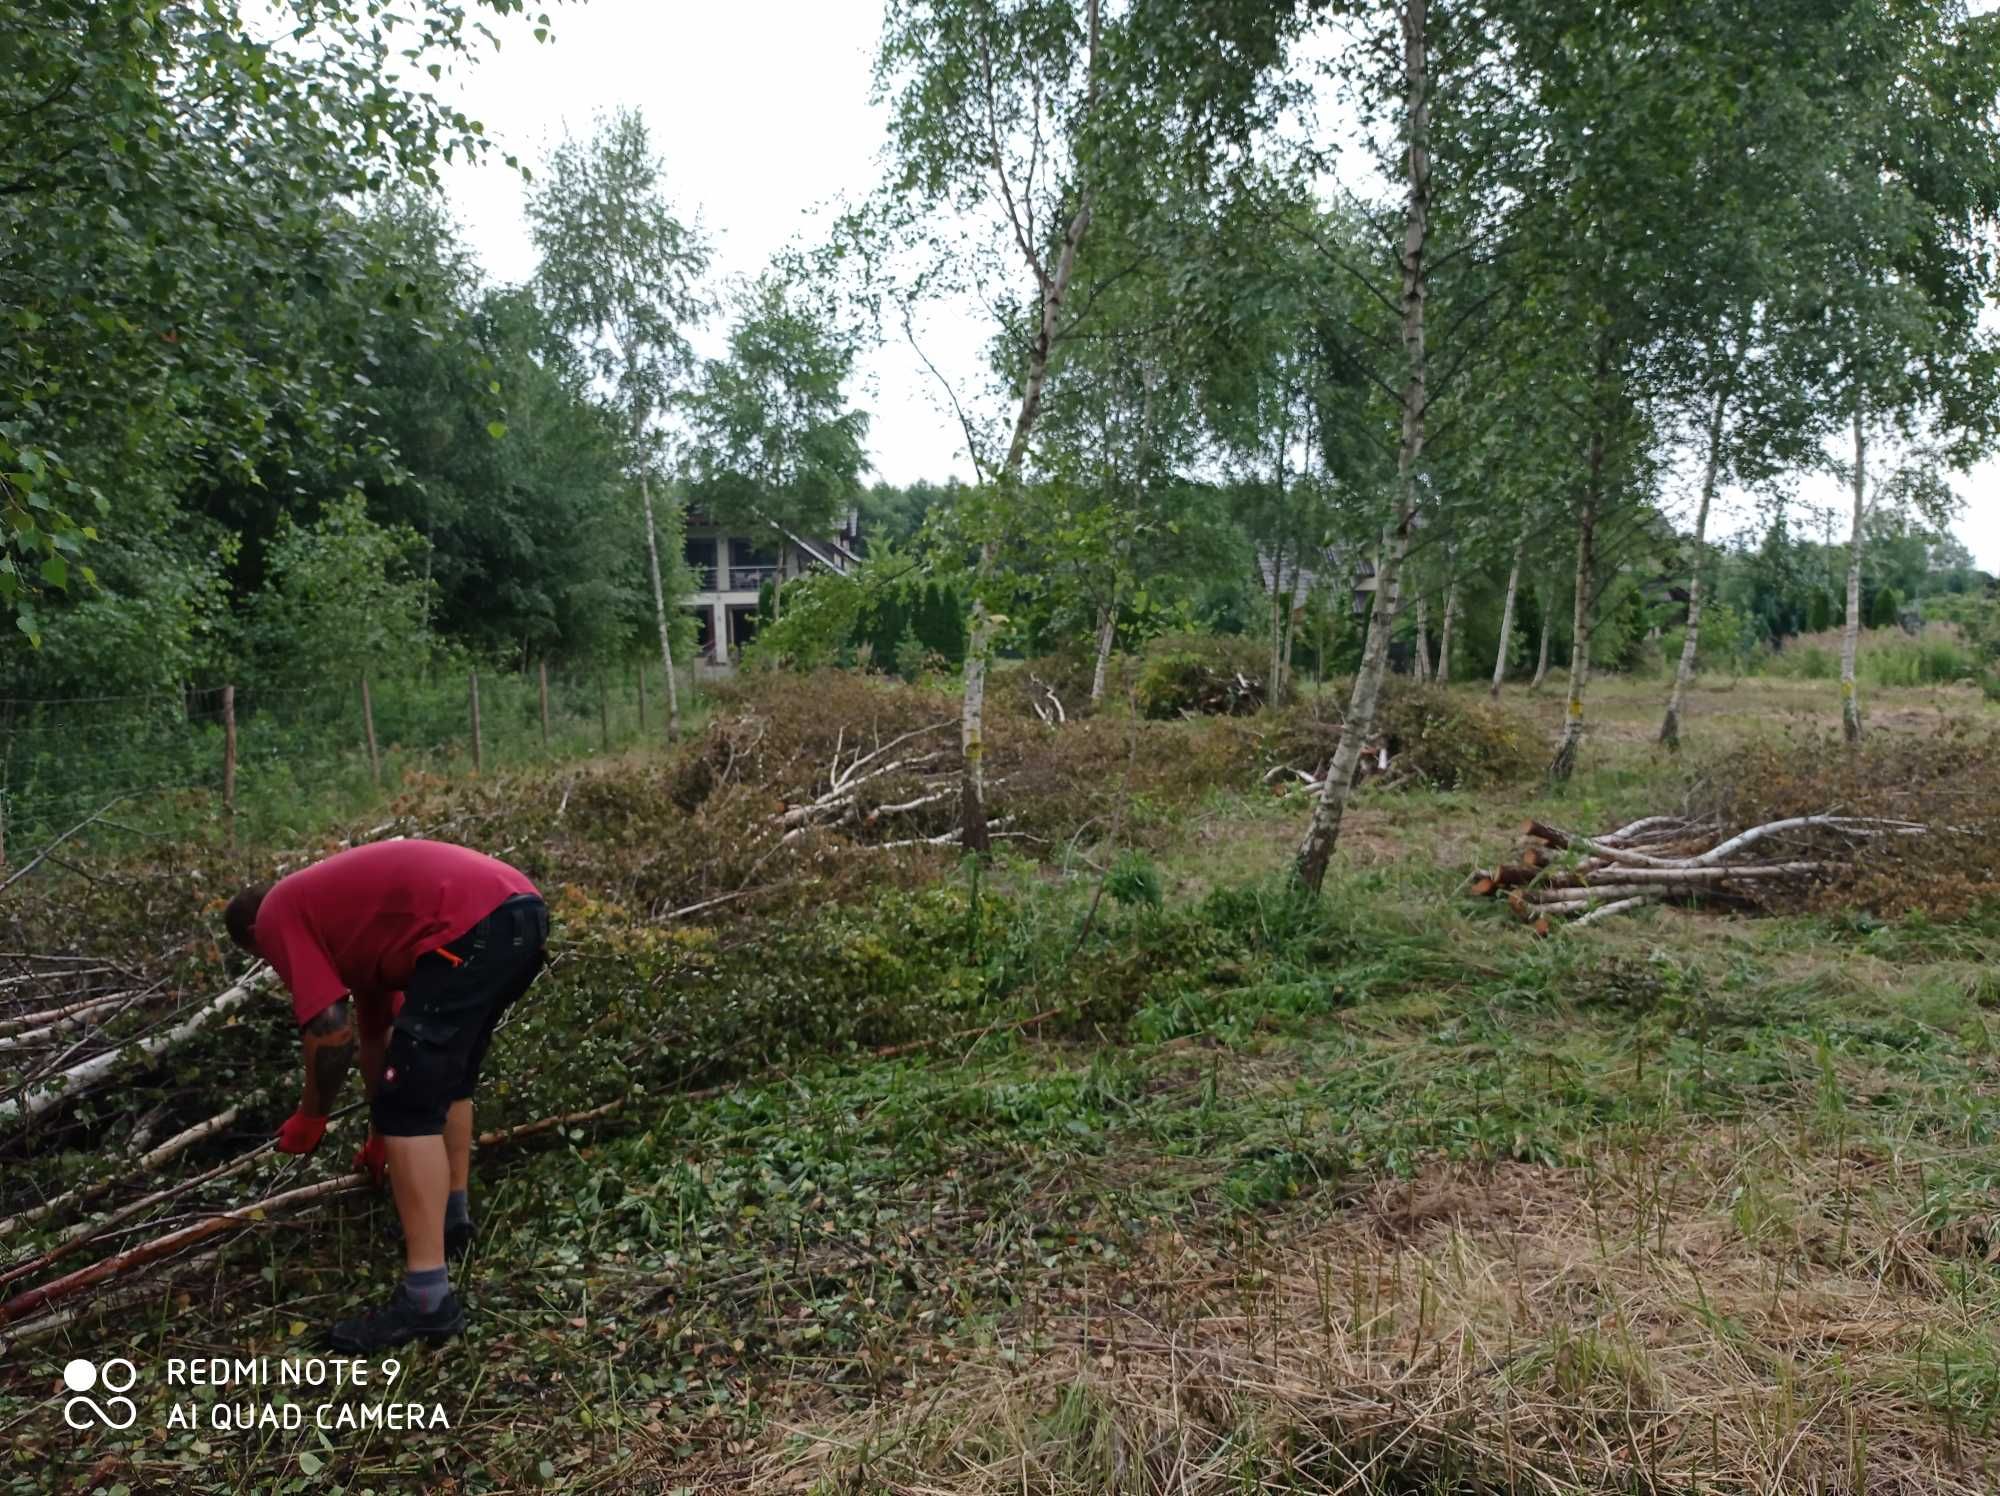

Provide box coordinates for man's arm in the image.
[298,998,356,1118]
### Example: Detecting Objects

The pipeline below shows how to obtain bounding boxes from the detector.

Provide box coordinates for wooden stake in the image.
[360,677,381,786]
[469,670,483,774]
[538,660,551,750]
[221,684,237,838]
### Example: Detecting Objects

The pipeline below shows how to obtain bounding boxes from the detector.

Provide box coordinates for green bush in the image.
[1132,635,1267,719]
[1264,680,1540,790]
[1868,586,1902,630]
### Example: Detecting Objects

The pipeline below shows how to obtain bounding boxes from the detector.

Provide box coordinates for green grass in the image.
[7,673,2000,1493]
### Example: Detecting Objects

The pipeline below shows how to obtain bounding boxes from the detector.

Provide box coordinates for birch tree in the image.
[529,108,710,741]
[683,267,872,616]
[877,0,1289,847]
[1294,0,1433,891]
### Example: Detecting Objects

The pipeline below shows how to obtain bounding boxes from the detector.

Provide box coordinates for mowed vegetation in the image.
[4,662,1997,1495]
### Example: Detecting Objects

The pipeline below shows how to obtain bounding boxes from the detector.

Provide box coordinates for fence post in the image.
[538,660,551,751]
[469,670,483,774]
[598,673,610,752]
[360,676,381,786]
[222,684,238,839]
[636,662,646,733]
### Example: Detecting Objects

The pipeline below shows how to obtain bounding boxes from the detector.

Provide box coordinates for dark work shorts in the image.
[373,893,549,1137]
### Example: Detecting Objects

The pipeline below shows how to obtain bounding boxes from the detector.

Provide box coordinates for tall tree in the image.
[683,267,872,613]
[876,0,1289,847]
[0,0,548,641]
[529,108,711,740]
[877,0,1107,850]
[1296,0,1433,891]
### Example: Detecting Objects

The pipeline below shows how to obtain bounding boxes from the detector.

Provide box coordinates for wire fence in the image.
[0,661,680,858]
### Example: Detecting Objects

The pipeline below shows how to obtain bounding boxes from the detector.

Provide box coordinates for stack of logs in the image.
[1467,812,1931,933]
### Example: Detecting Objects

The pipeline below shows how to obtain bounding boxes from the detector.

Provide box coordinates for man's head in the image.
[224,884,271,955]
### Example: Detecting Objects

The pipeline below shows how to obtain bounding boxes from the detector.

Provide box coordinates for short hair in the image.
[224,884,271,953]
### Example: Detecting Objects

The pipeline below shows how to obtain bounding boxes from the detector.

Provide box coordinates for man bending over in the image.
[224,839,548,1352]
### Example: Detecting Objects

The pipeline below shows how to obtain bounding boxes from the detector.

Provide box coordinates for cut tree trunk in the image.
[1661,380,1729,750]
[1491,528,1525,698]
[641,474,682,743]
[1295,0,1427,895]
[1842,398,1865,744]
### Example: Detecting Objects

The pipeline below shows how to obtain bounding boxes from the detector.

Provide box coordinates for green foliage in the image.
[1105,851,1164,910]
[0,0,553,640]
[529,108,710,447]
[1807,588,1833,632]
[1659,600,1752,678]
[244,496,432,689]
[1870,585,1903,630]
[683,270,871,541]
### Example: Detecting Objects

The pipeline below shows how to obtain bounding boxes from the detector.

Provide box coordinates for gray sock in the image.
[404,1264,450,1313]
[445,1190,471,1229]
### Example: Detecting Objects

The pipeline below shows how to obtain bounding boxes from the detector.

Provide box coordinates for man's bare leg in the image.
[445,1100,472,1193]
[384,1135,449,1273]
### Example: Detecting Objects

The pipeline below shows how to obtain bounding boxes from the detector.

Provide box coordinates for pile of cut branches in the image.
[1468,813,1939,933]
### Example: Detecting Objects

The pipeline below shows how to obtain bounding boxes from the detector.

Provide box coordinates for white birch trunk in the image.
[642,475,682,741]
[1548,438,1601,784]
[1436,578,1458,683]
[0,971,270,1127]
[1660,383,1728,750]
[960,0,1099,850]
[1491,528,1525,698]
[1530,592,1552,690]
[1413,593,1432,682]
[1281,566,1300,702]
[1090,594,1117,703]
[1296,0,1427,893]
[1268,540,1288,707]
[1841,399,1865,744]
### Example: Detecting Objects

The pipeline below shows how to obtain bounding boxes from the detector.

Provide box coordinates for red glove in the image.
[353,1133,389,1187]
[275,1110,328,1155]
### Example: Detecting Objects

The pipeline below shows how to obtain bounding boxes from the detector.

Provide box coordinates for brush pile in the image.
[1468,812,1942,933]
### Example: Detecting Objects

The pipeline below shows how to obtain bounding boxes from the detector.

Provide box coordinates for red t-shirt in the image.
[254,839,539,1025]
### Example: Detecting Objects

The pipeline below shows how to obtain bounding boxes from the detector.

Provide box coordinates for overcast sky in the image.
[436,0,1999,570]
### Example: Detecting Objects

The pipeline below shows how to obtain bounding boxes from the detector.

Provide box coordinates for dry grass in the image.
[770,1129,2000,1495]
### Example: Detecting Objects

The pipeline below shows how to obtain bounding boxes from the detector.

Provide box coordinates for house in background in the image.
[1256,544,1379,618]
[683,509,864,668]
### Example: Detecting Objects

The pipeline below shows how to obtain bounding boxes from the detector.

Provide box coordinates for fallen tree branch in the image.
[0,1173,364,1328]
[0,967,272,1127]
[0,1099,256,1239]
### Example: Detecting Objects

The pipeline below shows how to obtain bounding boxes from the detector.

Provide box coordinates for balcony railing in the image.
[689,566,719,592]
[727,564,778,591]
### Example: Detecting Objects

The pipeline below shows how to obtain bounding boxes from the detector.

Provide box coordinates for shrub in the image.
[1132,634,1267,719]
[1686,720,2000,920]
[1262,680,1540,790]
